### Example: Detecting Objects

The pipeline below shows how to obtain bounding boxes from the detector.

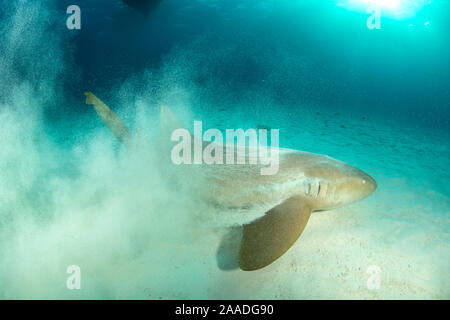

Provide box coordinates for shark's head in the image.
[329,163,377,207]
[290,153,377,210]
[238,153,377,271]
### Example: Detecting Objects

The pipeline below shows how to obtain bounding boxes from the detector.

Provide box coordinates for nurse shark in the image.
[85,92,377,271]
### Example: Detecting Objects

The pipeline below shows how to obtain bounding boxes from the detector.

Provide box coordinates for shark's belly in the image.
[188,149,342,226]
[204,169,338,226]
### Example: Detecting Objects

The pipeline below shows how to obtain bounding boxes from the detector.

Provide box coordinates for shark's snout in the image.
[353,168,377,200]
[362,173,377,192]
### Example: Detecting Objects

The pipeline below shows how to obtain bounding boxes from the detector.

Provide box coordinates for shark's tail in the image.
[85,92,133,147]
[85,92,187,150]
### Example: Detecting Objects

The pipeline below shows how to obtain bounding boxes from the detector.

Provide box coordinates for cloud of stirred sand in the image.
[0,0,225,299]
[0,0,289,300]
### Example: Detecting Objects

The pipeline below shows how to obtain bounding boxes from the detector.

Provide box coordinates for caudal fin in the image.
[85,92,133,147]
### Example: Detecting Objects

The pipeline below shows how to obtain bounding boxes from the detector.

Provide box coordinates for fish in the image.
[122,0,163,15]
[84,92,377,271]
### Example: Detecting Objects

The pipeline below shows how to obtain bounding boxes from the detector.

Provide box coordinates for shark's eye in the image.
[362,179,366,184]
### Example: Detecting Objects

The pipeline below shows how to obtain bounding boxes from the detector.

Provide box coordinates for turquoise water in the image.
[0,0,448,299]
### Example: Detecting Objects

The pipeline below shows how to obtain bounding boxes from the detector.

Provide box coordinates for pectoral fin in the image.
[239,196,312,271]
[159,105,204,158]
[216,227,243,271]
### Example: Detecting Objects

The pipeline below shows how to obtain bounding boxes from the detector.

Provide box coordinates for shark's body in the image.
[85,92,377,271]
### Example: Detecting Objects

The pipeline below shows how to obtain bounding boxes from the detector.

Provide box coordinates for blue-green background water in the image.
[0,0,448,299]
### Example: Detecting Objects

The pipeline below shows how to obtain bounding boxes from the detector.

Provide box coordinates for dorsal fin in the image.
[160,105,188,140]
